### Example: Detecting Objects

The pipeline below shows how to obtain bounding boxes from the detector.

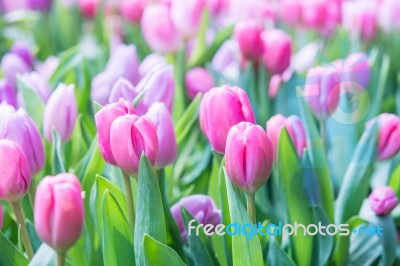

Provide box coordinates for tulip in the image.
[170,195,221,241]
[34,173,84,252]
[302,0,327,29]
[43,84,77,142]
[234,20,263,62]
[95,99,136,164]
[37,56,59,82]
[109,78,137,103]
[20,72,51,102]
[171,0,206,38]
[110,114,158,175]
[0,205,3,230]
[280,0,302,26]
[199,85,255,153]
[10,42,35,69]
[79,0,98,17]
[369,186,398,216]
[1,53,31,89]
[138,53,166,78]
[304,66,341,120]
[120,0,147,24]
[27,0,52,11]
[369,113,400,161]
[106,44,140,85]
[146,103,177,168]
[0,79,17,108]
[0,139,31,202]
[141,4,182,54]
[134,65,175,115]
[0,104,44,174]
[343,53,370,90]
[260,29,292,75]
[91,71,119,106]
[185,67,215,99]
[378,0,400,32]
[266,114,307,158]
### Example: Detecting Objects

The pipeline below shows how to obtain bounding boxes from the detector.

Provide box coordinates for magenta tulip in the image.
[34,174,84,252]
[199,85,255,154]
[260,29,292,75]
[120,0,147,24]
[225,122,273,193]
[141,4,182,54]
[146,102,177,168]
[108,78,136,103]
[0,139,31,202]
[95,99,136,165]
[170,195,221,241]
[110,114,158,175]
[369,186,398,216]
[185,67,215,99]
[234,20,263,62]
[171,0,206,38]
[0,79,17,108]
[266,114,307,159]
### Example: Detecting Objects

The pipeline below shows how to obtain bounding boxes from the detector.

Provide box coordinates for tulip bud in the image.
[37,56,59,82]
[91,71,119,106]
[199,85,255,153]
[171,0,206,38]
[43,84,77,142]
[185,67,215,99]
[27,0,52,11]
[225,122,273,193]
[343,53,370,89]
[0,104,44,174]
[20,72,51,102]
[141,4,182,54]
[120,0,147,24]
[109,78,136,103]
[170,195,221,241]
[0,139,31,202]
[79,0,98,18]
[110,114,158,175]
[234,20,263,62]
[0,80,17,108]
[378,0,400,32]
[146,103,177,168]
[302,0,327,29]
[10,42,35,69]
[369,113,400,161]
[266,114,307,159]
[280,0,302,26]
[369,186,398,216]
[0,205,3,230]
[106,44,140,85]
[95,99,136,165]
[304,66,341,120]
[1,53,31,89]
[135,65,175,115]
[261,29,292,75]
[34,174,84,252]
[138,53,166,78]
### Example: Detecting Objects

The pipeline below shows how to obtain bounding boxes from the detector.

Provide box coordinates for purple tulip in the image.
[109,78,137,103]
[91,71,119,106]
[146,102,177,168]
[138,53,166,78]
[1,53,31,89]
[95,99,136,165]
[170,195,221,241]
[0,103,44,174]
[27,0,52,11]
[0,80,17,107]
[20,72,51,102]
[43,84,77,142]
[134,65,175,115]
[343,53,370,90]
[36,56,59,82]
[10,42,35,69]
[185,67,215,99]
[0,139,31,202]
[369,186,398,216]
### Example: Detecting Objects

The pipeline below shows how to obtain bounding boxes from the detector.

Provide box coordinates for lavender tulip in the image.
[369,186,398,216]
[171,0,206,38]
[109,78,137,103]
[138,53,166,78]
[0,80,17,107]
[1,53,31,89]
[10,42,35,69]
[20,72,51,102]
[27,0,52,11]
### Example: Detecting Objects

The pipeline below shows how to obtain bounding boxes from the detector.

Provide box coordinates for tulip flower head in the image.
[108,78,136,103]
[34,174,84,252]
[1,53,30,89]
[260,29,292,75]
[10,42,35,69]
[0,79,17,108]
[225,122,273,193]
[199,85,256,153]
[369,186,398,216]
[0,139,31,202]
[171,0,206,38]
[170,194,221,241]
[185,67,215,99]
[234,20,263,62]
[120,0,147,24]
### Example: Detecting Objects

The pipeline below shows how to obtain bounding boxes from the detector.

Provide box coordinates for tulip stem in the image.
[12,201,34,260]
[57,251,66,266]
[319,119,328,154]
[123,173,136,232]
[246,193,257,224]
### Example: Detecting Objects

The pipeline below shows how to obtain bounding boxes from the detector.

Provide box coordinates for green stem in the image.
[11,201,34,260]
[122,172,136,232]
[246,193,256,224]
[319,119,328,154]
[57,251,66,266]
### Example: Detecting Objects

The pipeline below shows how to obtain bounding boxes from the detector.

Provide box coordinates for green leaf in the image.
[174,94,202,143]
[143,234,186,266]
[0,231,29,266]
[278,129,313,266]
[181,208,218,266]
[335,122,378,224]
[134,155,166,265]
[51,130,66,174]
[26,220,42,252]
[102,190,135,266]
[224,169,263,266]
[29,243,57,266]
[267,237,296,266]
[49,46,83,88]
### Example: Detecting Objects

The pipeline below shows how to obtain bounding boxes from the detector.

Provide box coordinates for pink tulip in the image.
[34,174,84,252]
[279,0,302,26]
[343,1,377,42]
[302,0,327,29]
[378,0,400,32]
[261,29,292,75]
[369,113,400,161]
[0,205,3,230]
[95,99,136,165]
[171,0,206,38]
[79,0,98,17]
[146,103,177,168]
[199,85,255,154]
[266,114,307,159]
[0,140,31,202]
[234,20,263,62]
[185,67,215,99]
[225,122,273,193]
[120,0,147,24]
[110,114,158,175]
[369,186,398,216]
[141,4,182,54]
[304,66,341,120]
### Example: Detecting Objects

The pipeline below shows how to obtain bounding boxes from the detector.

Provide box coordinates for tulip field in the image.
[1,0,400,265]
